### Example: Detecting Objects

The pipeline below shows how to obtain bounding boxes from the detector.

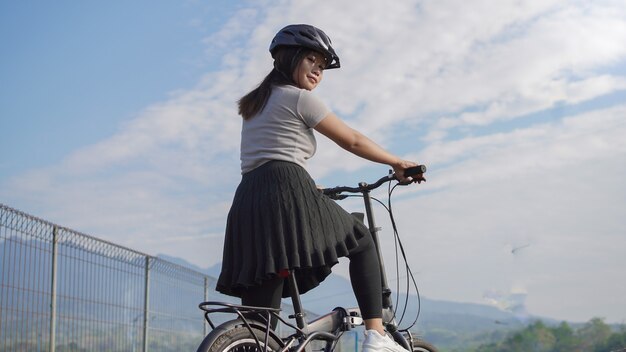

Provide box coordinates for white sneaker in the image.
[362,329,409,352]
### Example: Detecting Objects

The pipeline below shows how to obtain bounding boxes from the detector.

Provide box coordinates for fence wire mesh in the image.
[0,204,216,352]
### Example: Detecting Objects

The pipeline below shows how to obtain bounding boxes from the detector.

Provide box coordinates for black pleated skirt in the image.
[216,160,369,298]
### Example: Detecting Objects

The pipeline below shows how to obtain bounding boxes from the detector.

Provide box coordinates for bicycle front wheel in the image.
[197,322,282,352]
[412,339,438,352]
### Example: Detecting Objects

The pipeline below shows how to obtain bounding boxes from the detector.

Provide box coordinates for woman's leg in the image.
[347,234,387,334]
[241,275,284,329]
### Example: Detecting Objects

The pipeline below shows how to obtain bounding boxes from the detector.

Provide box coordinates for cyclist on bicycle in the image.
[216,24,421,352]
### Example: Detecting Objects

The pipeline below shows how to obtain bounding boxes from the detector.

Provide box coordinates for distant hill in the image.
[158,254,522,317]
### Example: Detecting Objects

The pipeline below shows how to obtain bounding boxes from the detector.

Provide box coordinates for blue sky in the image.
[1,0,235,174]
[2,0,626,324]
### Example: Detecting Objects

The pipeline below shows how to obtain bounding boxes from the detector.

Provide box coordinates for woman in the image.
[216,24,420,352]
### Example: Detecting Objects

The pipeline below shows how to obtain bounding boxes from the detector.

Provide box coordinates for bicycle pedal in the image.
[344,315,363,327]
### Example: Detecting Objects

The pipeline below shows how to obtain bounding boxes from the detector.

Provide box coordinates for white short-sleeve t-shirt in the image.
[240,85,330,174]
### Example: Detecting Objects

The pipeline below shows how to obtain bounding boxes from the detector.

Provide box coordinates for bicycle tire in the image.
[412,339,438,352]
[197,320,282,352]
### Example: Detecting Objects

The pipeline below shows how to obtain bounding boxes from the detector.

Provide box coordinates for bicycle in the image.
[197,166,438,352]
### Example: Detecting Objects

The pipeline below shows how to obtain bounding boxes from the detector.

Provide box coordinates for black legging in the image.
[241,232,382,325]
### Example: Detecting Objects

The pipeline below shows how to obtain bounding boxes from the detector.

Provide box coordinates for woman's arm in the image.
[314,112,418,182]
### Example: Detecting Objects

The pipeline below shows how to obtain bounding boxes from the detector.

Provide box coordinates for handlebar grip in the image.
[403,165,427,177]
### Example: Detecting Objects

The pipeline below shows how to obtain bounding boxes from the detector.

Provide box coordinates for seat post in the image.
[286,271,309,333]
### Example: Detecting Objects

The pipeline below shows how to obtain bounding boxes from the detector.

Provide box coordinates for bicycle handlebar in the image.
[403,165,427,177]
[322,165,426,199]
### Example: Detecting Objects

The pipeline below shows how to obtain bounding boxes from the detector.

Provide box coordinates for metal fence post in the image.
[49,226,58,352]
[203,277,209,336]
[142,256,151,352]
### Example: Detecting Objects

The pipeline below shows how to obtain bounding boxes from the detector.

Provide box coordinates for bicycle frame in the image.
[198,169,427,352]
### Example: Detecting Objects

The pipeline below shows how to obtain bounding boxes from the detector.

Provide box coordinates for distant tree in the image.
[576,317,612,351]
[595,324,626,352]
[475,321,556,352]
[473,319,625,352]
[552,321,581,351]
[526,321,556,352]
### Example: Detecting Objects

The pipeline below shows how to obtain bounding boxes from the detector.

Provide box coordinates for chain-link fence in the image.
[0,204,238,352]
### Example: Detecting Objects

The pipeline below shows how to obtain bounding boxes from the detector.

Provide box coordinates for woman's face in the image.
[292,51,326,91]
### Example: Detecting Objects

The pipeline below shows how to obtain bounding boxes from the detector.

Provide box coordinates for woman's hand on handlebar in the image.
[392,160,426,184]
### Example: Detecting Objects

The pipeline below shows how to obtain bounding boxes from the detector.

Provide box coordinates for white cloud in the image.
[421,104,626,182]
[319,0,626,139]
[375,103,626,322]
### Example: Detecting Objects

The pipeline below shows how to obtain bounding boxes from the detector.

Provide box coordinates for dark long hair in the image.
[238,47,308,120]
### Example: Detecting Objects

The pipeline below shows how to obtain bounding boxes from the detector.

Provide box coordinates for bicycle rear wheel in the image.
[197,321,282,352]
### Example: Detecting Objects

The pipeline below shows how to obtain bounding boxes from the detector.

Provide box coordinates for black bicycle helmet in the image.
[269,24,340,69]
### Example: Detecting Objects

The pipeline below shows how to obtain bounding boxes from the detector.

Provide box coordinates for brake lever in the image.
[396,174,426,185]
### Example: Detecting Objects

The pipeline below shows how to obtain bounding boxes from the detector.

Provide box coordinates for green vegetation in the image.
[472,318,626,352]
